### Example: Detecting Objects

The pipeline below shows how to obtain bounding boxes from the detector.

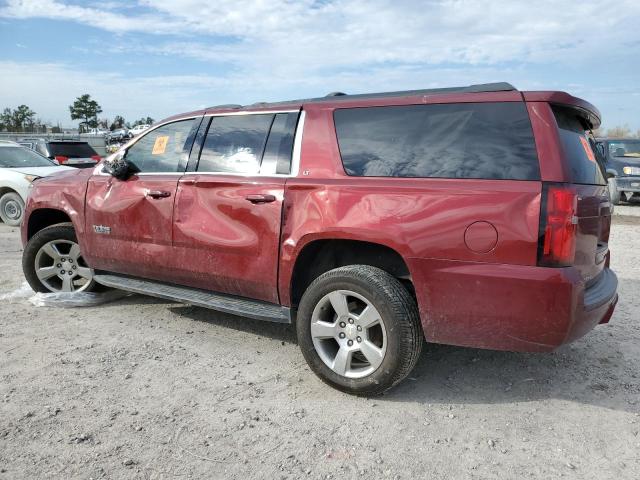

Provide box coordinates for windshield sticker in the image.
[152,136,169,155]
[580,136,596,163]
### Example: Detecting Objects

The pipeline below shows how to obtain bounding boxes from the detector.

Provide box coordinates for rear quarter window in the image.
[333,102,540,180]
[552,105,606,185]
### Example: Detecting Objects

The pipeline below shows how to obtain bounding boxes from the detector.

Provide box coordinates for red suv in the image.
[21,83,618,395]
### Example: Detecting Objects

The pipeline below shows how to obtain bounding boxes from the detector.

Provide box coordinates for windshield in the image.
[609,141,640,158]
[0,146,56,168]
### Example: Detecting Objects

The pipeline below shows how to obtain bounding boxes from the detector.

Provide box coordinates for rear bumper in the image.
[408,258,618,352]
[614,176,640,192]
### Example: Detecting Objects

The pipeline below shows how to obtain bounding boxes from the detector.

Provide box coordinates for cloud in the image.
[1,0,640,128]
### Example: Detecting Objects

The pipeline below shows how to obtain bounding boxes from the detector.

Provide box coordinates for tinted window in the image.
[261,113,299,175]
[552,106,606,185]
[0,147,56,168]
[125,119,194,173]
[198,115,273,174]
[334,102,539,180]
[48,142,97,158]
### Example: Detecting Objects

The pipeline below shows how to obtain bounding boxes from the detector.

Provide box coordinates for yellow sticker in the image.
[152,136,169,155]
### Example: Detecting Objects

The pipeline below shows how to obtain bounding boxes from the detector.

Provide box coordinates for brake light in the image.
[54,155,68,164]
[538,184,578,266]
[91,155,102,162]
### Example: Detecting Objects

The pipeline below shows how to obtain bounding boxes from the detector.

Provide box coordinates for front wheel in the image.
[0,192,25,226]
[608,177,621,205]
[22,224,97,293]
[296,265,423,395]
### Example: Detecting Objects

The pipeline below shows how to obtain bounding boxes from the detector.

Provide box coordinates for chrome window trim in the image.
[93,110,305,178]
[204,109,299,118]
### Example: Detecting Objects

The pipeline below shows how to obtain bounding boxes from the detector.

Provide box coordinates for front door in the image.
[172,111,300,303]
[83,118,198,280]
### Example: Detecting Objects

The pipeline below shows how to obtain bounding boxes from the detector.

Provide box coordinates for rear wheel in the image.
[296,265,423,395]
[22,225,97,293]
[0,192,25,226]
[608,177,621,205]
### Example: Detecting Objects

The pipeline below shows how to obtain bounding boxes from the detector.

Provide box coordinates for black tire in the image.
[608,177,621,205]
[296,265,423,395]
[22,224,98,293]
[0,192,25,226]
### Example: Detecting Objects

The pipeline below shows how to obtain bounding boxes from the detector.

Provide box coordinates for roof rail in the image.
[239,82,517,109]
[205,104,242,110]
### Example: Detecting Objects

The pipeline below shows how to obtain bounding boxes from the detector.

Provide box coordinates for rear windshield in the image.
[48,142,97,158]
[334,102,540,180]
[0,146,56,168]
[552,105,606,185]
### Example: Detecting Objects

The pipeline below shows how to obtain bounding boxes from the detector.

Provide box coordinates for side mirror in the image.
[102,151,137,180]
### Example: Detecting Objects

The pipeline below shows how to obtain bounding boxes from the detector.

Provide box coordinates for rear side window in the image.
[261,112,299,175]
[552,105,606,185]
[334,102,539,180]
[48,142,97,158]
[198,114,273,174]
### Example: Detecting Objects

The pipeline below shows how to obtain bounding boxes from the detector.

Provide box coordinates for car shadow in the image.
[105,274,636,415]
[168,304,298,344]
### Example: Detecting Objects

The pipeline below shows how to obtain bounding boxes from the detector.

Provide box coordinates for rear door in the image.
[84,118,198,280]
[551,105,611,285]
[171,111,300,303]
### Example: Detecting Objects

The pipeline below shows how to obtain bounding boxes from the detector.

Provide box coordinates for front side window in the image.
[198,115,273,174]
[125,119,195,173]
[334,102,540,180]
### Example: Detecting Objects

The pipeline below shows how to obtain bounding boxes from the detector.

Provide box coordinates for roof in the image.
[0,140,21,147]
[205,82,517,111]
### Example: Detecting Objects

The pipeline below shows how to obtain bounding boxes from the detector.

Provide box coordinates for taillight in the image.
[538,184,578,266]
[91,155,102,162]
[55,155,68,164]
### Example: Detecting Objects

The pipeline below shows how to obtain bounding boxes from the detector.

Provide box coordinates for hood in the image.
[9,166,75,177]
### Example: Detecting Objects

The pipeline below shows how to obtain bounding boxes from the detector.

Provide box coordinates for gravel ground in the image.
[0,207,639,480]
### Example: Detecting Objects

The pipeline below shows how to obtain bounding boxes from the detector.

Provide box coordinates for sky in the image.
[1,0,639,130]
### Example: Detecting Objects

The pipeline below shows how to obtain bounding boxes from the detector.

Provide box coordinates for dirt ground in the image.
[1,207,639,480]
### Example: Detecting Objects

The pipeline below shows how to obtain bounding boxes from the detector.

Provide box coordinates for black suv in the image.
[18,139,101,169]
[596,138,640,204]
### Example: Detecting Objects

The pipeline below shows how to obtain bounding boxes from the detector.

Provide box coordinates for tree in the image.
[69,94,103,132]
[131,116,154,127]
[110,115,126,131]
[0,105,36,132]
[0,108,10,131]
[605,125,632,138]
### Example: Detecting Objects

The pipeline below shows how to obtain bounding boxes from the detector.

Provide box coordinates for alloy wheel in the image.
[34,240,94,292]
[310,289,387,379]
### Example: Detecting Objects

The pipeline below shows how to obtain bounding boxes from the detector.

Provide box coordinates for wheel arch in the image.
[288,238,413,308]
[26,208,73,240]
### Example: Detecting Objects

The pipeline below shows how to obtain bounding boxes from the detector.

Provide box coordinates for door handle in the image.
[146,190,171,199]
[245,194,276,204]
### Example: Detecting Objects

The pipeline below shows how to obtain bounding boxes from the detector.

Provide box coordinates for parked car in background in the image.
[86,128,109,136]
[129,124,151,136]
[595,138,640,204]
[18,138,101,168]
[0,141,73,225]
[106,128,131,143]
[20,83,617,395]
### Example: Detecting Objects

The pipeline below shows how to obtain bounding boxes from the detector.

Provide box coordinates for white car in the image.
[129,124,151,136]
[0,141,74,226]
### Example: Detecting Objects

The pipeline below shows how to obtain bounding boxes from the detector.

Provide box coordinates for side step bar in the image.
[93,273,291,324]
